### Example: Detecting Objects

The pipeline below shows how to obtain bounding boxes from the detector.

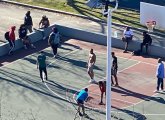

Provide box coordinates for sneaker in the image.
[79,112,83,117]
[89,79,96,84]
[43,37,46,40]
[8,52,13,56]
[123,50,127,53]
[115,84,119,87]
[89,80,92,83]
[160,89,165,92]
[31,44,36,49]
[24,45,27,49]
[153,90,159,93]
[99,102,103,105]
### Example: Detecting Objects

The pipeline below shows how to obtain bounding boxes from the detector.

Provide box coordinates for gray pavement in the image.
[0,40,165,120]
[0,42,107,120]
[0,2,165,48]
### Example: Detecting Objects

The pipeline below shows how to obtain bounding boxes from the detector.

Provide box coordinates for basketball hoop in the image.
[146,21,156,32]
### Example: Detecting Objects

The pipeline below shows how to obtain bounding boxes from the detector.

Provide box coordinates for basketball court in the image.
[0,38,165,120]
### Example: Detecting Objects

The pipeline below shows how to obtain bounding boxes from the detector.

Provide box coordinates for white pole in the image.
[106,1,118,120]
[106,8,112,120]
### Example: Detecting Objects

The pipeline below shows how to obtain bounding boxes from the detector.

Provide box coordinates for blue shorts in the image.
[77,99,84,104]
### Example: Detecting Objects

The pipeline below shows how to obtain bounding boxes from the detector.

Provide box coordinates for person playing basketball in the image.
[87,49,96,83]
[37,51,48,82]
[76,88,88,117]
[111,52,119,86]
[98,81,106,105]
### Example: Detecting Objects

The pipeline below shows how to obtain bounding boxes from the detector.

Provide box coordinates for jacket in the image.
[24,15,33,26]
[156,62,164,79]
[143,34,152,44]
[19,27,27,38]
[9,26,16,41]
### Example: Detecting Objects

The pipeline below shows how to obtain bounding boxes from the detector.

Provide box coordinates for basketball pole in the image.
[106,1,118,120]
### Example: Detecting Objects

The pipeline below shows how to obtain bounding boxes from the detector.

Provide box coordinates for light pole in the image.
[104,0,118,120]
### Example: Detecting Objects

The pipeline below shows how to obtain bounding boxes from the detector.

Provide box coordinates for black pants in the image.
[51,44,58,56]
[8,40,15,54]
[157,78,164,91]
[140,43,149,54]
[39,67,47,80]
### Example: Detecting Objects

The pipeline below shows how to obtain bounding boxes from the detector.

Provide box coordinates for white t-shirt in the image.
[123,30,133,38]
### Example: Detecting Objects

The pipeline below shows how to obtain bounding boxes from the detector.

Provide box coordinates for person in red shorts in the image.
[98,81,106,105]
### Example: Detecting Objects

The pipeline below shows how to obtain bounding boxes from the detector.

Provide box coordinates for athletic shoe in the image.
[99,102,103,105]
[43,37,46,40]
[8,52,13,56]
[89,79,96,84]
[160,89,165,92]
[31,44,36,49]
[88,80,92,83]
[123,50,127,53]
[24,45,27,49]
[115,84,119,87]
[79,112,83,117]
[153,90,159,93]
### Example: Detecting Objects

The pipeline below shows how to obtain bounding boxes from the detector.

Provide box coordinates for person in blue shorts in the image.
[76,88,88,116]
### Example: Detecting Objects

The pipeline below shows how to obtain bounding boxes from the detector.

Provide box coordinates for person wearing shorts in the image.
[76,88,88,117]
[122,27,133,53]
[87,49,96,83]
[37,51,48,82]
[111,52,119,86]
[98,81,106,105]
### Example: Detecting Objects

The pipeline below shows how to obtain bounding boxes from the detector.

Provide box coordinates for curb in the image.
[0,0,105,23]
[1,0,164,38]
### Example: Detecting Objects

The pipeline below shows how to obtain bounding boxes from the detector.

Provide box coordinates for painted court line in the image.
[47,49,80,67]
[82,47,157,67]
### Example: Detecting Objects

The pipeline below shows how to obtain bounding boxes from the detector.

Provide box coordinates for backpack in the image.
[4,31,10,40]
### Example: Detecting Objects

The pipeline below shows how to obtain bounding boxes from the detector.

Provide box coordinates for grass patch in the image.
[13,0,144,28]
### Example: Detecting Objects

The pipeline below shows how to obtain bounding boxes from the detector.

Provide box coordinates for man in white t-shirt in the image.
[122,27,133,53]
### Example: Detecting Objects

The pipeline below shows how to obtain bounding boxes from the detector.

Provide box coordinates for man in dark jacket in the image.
[140,31,152,54]
[24,11,33,33]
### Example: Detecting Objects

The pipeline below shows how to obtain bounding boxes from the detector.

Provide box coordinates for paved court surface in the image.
[0,39,165,120]
[0,2,165,48]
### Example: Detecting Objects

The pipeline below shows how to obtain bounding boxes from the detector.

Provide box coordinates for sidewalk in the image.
[0,2,165,48]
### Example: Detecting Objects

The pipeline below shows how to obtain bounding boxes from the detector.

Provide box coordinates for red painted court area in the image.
[86,62,157,109]
[67,39,159,110]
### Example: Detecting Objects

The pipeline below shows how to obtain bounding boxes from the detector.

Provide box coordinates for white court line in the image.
[82,47,157,67]
[118,61,141,73]
[44,82,67,100]
[47,49,80,67]
[0,46,80,68]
